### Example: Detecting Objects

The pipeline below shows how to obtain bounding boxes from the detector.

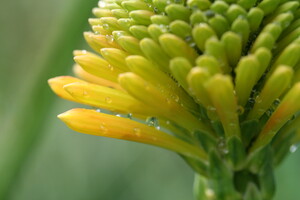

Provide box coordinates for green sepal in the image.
[247,8,264,32]
[244,182,263,200]
[194,174,210,200]
[240,119,260,148]
[208,150,241,200]
[181,156,209,176]
[209,150,232,179]
[227,136,246,170]
[129,25,150,39]
[272,129,296,166]
[248,145,273,174]
[169,20,192,39]
[258,163,276,200]
[194,130,217,152]
[165,4,191,22]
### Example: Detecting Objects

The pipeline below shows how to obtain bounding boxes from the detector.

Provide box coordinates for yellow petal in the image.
[58,108,207,161]
[251,82,300,152]
[205,74,241,139]
[48,76,85,102]
[119,72,212,134]
[64,82,149,115]
[73,64,123,90]
[74,52,124,82]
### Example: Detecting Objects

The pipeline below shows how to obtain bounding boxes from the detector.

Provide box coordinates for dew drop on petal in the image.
[100,123,108,134]
[133,128,141,136]
[102,24,109,30]
[105,97,112,103]
[236,105,244,115]
[105,35,114,43]
[290,145,298,153]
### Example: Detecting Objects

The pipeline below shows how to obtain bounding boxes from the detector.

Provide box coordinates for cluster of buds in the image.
[49,0,300,199]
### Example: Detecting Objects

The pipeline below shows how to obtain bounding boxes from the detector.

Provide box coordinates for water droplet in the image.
[266,109,273,117]
[171,94,179,102]
[290,145,298,153]
[185,36,192,43]
[236,106,244,115]
[100,123,108,134]
[146,117,159,127]
[127,113,133,119]
[107,64,114,71]
[116,114,121,117]
[133,128,141,136]
[205,189,215,198]
[96,109,101,113]
[99,1,106,8]
[166,98,172,104]
[207,106,216,112]
[105,97,112,103]
[102,24,109,30]
[255,96,262,104]
[156,126,161,130]
[83,90,89,96]
[217,137,229,154]
[205,10,215,18]
[153,7,159,14]
[105,35,114,43]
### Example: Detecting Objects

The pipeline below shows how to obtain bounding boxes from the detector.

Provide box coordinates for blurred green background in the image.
[0,0,300,199]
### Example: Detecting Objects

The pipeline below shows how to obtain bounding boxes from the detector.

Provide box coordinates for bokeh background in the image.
[0,0,300,199]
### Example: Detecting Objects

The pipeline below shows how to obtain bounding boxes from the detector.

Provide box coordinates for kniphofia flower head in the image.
[49,0,300,199]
